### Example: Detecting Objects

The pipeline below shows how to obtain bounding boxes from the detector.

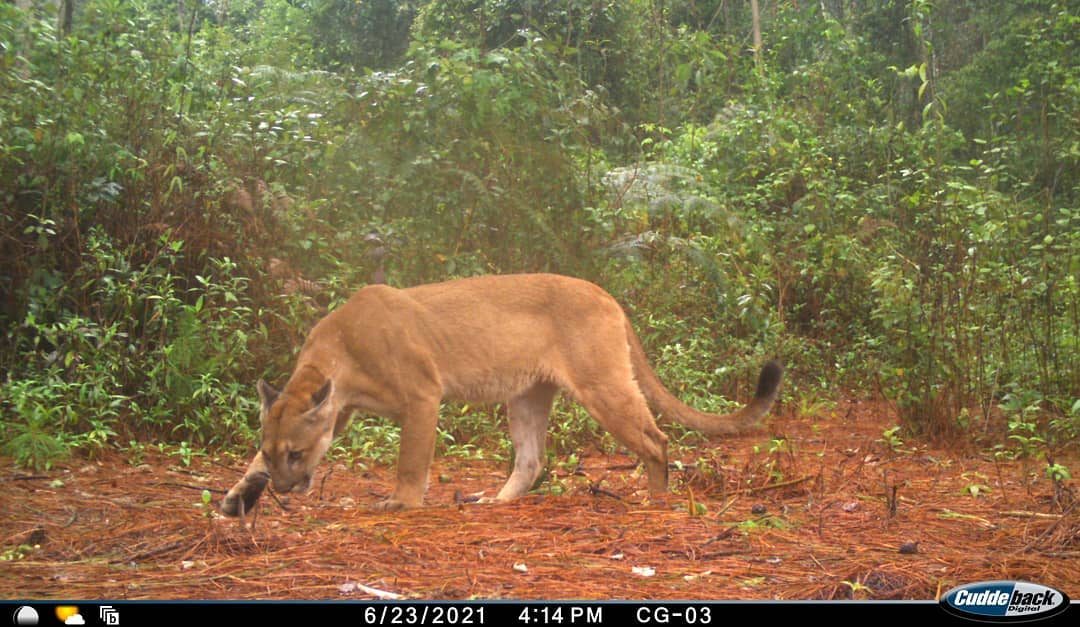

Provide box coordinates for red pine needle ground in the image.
[1,401,1076,600]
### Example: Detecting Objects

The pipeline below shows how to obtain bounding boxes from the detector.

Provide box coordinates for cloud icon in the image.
[65,614,86,625]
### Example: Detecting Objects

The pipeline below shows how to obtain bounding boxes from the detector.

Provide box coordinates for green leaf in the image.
[484,52,509,66]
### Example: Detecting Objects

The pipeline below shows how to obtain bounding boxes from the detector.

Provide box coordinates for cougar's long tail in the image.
[626,319,783,435]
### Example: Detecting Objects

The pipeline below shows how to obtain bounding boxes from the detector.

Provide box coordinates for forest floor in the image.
[2,400,1077,601]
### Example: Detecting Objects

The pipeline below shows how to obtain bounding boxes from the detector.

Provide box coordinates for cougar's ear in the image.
[304,380,334,426]
[257,379,280,419]
[310,379,333,411]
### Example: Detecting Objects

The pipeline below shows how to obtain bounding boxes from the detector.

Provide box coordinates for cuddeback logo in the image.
[940,581,1070,622]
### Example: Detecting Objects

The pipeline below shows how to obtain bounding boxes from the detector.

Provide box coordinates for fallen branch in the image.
[319,465,335,501]
[267,486,290,512]
[1013,502,1078,554]
[155,482,227,494]
[588,484,623,500]
[742,474,816,495]
[999,510,1064,520]
[714,496,739,516]
[110,540,186,564]
[8,475,51,481]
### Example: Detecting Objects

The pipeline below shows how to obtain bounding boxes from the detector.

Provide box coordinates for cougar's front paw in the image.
[371,497,421,512]
[221,492,242,517]
[220,472,269,517]
[646,493,673,509]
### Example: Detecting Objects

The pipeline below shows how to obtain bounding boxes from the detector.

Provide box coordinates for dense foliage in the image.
[2,0,1077,473]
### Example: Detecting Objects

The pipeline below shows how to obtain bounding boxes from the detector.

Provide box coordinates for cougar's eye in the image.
[288,450,303,464]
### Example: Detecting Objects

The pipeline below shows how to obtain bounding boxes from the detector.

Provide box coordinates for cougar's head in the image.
[257,374,336,494]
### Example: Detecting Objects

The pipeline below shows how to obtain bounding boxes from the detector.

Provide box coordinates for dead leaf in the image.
[684,570,712,582]
[356,583,404,600]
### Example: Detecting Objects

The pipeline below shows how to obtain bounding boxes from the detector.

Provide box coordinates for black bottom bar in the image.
[3,600,1077,627]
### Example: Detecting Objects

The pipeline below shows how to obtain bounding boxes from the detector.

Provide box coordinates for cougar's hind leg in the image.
[495,382,558,502]
[576,383,669,497]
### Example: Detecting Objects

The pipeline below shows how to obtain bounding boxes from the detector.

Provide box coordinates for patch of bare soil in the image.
[1,401,1077,600]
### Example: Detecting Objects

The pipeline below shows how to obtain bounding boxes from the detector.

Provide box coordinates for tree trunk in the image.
[57,0,73,36]
[750,0,762,70]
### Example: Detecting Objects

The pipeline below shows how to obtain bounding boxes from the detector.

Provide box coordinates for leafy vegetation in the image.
[2,1,1077,480]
